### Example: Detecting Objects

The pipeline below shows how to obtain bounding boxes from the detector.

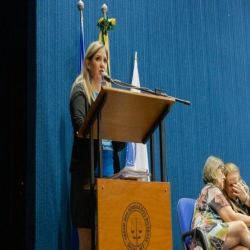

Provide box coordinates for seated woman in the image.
[223,163,250,216]
[191,156,250,250]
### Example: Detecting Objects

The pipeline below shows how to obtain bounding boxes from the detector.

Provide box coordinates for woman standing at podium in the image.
[69,41,125,250]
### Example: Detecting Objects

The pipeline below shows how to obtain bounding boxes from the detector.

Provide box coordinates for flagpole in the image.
[135,51,137,61]
[77,0,85,74]
[77,0,84,23]
[72,2,85,250]
[101,4,109,75]
[101,4,107,18]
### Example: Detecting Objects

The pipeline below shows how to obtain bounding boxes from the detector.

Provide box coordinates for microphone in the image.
[101,71,190,105]
[102,72,111,82]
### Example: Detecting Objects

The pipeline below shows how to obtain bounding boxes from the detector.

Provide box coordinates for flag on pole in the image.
[125,52,149,180]
[97,4,115,76]
[73,2,85,250]
[78,1,85,74]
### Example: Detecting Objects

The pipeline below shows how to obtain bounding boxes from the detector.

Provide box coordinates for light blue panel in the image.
[34,0,250,249]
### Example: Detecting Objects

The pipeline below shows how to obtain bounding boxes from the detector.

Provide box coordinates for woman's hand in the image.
[233,182,248,203]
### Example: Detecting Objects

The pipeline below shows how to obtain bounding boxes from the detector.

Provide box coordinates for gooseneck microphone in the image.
[102,72,111,82]
[101,72,190,105]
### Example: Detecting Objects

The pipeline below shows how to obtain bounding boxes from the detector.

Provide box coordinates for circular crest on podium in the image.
[121,202,151,249]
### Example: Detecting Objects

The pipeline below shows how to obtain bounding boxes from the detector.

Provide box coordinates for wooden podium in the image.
[77,87,175,250]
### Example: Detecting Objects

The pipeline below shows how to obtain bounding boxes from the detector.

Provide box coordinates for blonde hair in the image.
[223,163,249,214]
[202,156,224,184]
[224,163,241,180]
[71,41,111,105]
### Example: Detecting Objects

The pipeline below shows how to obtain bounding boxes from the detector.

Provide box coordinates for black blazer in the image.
[69,82,125,177]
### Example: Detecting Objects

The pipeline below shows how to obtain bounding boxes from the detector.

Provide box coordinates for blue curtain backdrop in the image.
[27,0,250,249]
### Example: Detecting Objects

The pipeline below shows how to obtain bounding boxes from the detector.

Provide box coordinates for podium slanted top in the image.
[77,87,175,143]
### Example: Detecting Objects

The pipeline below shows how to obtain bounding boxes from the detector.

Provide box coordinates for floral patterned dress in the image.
[191,183,230,250]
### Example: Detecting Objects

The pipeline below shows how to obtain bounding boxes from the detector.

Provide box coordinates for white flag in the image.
[125,52,149,180]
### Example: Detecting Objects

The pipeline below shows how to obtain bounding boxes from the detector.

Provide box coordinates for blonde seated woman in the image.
[191,156,250,250]
[223,163,250,216]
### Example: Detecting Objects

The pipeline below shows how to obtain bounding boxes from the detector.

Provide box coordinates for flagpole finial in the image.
[135,52,138,61]
[77,0,84,11]
[101,4,108,18]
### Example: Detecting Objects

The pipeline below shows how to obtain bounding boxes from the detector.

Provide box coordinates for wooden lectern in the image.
[77,87,175,250]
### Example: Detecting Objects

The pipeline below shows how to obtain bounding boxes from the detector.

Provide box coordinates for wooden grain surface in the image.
[97,179,173,250]
[77,87,175,143]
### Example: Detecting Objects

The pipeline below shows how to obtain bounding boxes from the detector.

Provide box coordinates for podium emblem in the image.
[122,202,151,249]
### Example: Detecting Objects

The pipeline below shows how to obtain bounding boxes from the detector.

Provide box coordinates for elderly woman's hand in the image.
[233,182,248,202]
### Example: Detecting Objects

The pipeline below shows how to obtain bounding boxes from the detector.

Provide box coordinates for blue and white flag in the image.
[125,52,149,180]
[73,3,85,250]
[78,11,85,74]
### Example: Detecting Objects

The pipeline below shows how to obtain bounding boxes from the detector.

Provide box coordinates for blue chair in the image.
[72,227,79,250]
[177,198,210,250]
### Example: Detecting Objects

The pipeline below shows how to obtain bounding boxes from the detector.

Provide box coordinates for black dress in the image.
[69,82,125,228]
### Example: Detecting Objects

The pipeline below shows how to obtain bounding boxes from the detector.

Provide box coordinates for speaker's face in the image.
[87,48,107,86]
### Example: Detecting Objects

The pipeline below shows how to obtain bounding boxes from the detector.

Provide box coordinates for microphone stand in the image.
[107,78,191,106]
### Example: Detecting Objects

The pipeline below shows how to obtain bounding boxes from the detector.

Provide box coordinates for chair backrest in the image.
[177,198,196,248]
[72,227,79,250]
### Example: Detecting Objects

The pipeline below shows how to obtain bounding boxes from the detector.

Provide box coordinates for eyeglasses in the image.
[218,166,225,173]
